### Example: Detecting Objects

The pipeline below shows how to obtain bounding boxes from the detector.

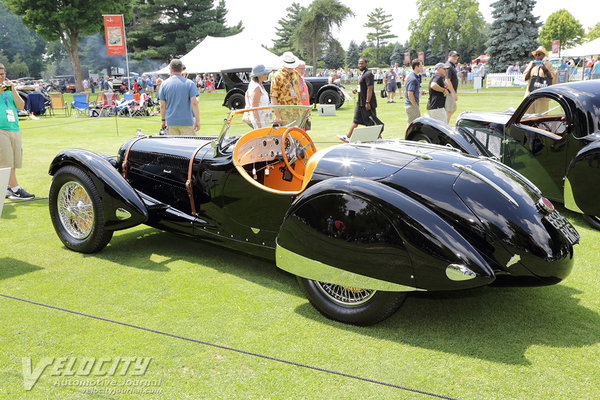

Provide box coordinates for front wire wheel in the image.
[297,277,407,325]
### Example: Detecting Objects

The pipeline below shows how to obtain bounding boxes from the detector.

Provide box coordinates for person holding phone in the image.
[523,46,556,98]
[0,63,34,200]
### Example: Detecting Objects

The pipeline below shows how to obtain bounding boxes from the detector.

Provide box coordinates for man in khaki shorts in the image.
[0,63,34,200]
[444,50,460,123]
[158,59,200,135]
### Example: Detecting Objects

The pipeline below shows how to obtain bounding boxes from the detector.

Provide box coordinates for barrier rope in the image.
[0,293,459,399]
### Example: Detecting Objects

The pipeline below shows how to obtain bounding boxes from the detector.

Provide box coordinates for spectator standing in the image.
[404,59,423,125]
[270,52,303,107]
[394,62,402,92]
[383,66,397,103]
[427,63,449,124]
[592,57,600,80]
[245,64,272,129]
[444,50,459,122]
[158,59,200,136]
[338,58,380,142]
[523,46,556,97]
[295,60,310,106]
[0,63,34,200]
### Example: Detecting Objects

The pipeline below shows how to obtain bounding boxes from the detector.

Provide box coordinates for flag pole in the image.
[122,14,131,92]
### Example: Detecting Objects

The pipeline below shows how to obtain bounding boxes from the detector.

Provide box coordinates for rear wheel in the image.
[49,165,113,253]
[583,215,600,230]
[226,93,245,109]
[318,90,342,109]
[297,277,407,325]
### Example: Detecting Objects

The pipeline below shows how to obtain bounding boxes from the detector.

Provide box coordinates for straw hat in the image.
[532,46,549,57]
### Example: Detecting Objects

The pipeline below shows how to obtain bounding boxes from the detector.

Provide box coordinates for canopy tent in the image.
[561,38,600,57]
[152,34,282,75]
[471,54,490,64]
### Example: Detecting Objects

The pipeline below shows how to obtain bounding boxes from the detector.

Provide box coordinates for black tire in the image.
[318,90,342,109]
[297,277,407,325]
[583,215,600,230]
[412,133,434,143]
[49,165,113,253]
[226,93,245,109]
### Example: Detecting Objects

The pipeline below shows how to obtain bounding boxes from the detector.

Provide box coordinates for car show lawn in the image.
[1,89,599,399]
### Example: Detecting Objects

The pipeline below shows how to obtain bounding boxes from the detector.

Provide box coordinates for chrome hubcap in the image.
[57,181,94,239]
[315,282,375,306]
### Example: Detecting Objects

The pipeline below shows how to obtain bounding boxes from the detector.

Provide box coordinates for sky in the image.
[223,0,598,49]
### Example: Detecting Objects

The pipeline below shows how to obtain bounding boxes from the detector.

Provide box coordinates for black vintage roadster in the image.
[48,105,578,325]
[406,80,600,229]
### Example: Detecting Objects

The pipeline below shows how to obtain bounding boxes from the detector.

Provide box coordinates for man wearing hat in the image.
[270,51,303,108]
[444,50,460,122]
[523,46,556,97]
[158,58,200,135]
[427,63,449,124]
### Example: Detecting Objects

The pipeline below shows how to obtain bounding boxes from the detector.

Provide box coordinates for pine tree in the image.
[390,42,404,65]
[128,0,242,61]
[364,8,397,66]
[486,0,541,73]
[322,40,345,69]
[272,3,306,56]
[345,41,360,68]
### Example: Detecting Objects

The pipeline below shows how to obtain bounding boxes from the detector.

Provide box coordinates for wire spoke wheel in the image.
[315,281,376,306]
[57,181,95,239]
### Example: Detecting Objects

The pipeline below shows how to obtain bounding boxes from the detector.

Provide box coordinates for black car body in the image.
[52,75,77,93]
[221,68,345,110]
[48,105,578,325]
[406,80,600,229]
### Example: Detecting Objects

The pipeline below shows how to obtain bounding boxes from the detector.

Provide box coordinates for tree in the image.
[390,42,405,65]
[538,9,584,52]
[129,0,242,62]
[486,0,540,73]
[409,0,485,61]
[322,40,345,69]
[292,0,354,73]
[588,22,600,41]
[346,41,360,68]
[272,3,306,56]
[364,8,397,66]
[5,0,132,91]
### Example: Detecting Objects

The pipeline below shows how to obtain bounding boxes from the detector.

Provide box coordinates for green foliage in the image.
[322,40,345,69]
[588,22,600,41]
[486,0,540,73]
[360,43,395,68]
[539,9,584,52]
[409,0,485,61]
[390,42,406,65]
[0,2,47,77]
[292,0,354,71]
[345,41,360,68]
[364,8,397,66]
[272,3,307,56]
[129,0,242,62]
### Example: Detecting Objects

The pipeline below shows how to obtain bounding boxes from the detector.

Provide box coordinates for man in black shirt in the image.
[427,63,449,124]
[338,58,381,142]
[444,50,459,122]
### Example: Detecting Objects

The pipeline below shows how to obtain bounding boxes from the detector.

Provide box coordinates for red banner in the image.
[418,52,424,65]
[551,40,560,55]
[404,52,410,64]
[103,15,126,56]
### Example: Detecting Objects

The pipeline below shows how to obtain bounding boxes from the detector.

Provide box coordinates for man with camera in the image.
[523,46,556,97]
[0,63,34,200]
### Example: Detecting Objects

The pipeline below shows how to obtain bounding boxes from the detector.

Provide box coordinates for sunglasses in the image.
[535,53,545,57]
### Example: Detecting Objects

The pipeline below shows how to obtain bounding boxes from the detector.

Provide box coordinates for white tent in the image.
[153,34,282,75]
[562,38,600,57]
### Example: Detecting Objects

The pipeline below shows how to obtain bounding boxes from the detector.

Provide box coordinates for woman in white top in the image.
[246,64,272,129]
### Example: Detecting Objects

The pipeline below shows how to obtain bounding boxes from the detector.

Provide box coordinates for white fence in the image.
[486,71,584,88]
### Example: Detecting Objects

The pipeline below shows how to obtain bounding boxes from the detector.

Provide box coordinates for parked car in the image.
[221,68,345,110]
[48,105,578,325]
[405,80,600,230]
[51,75,77,93]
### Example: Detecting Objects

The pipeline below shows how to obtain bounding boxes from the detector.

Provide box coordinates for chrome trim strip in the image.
[446,264,478,281]
[276,245,421,292]
[452,163,519,207]
[563,177,583,213]
[115,208,131,220]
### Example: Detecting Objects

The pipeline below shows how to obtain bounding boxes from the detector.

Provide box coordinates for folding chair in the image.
[70,93,93,117]
[49,93,70,117]
[116,93,134,116]
[99,92,119,117]
[129,93,149,117]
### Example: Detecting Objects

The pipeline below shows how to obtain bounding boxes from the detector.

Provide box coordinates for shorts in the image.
[427,108,447,124]
[405,104,421,125]
[353,105,381,126]
[167,126,195,136]
[0,129,22,168]
[445,95,457,113]
[385,83,396,93]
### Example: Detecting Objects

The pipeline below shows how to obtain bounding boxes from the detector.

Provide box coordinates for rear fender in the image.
[49,149,148,230]
[406,117,481,156]
[222,88,245,107]
[565,139,600,215]
[276,177,494,291]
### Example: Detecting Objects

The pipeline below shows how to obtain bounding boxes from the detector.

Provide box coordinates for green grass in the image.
[1,88,599,399]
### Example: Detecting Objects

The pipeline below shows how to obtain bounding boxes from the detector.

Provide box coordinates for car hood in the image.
[458,110,513,126]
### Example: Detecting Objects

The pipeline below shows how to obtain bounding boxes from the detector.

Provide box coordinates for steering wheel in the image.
[281,127,317,181]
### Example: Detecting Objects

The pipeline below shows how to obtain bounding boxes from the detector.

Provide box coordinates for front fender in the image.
[276,177,494,292]
[406,117,482,156]
[565,139,600,215]
[49,149,148,230]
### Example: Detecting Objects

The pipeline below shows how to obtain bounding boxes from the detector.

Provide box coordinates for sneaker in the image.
[337,135,349,143]
[8,187,35,200]
[5,186,12,199]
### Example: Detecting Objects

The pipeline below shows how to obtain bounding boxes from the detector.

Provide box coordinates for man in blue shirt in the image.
[158,59,200,135]
[404,59,423,125]
[0,64,34,200]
